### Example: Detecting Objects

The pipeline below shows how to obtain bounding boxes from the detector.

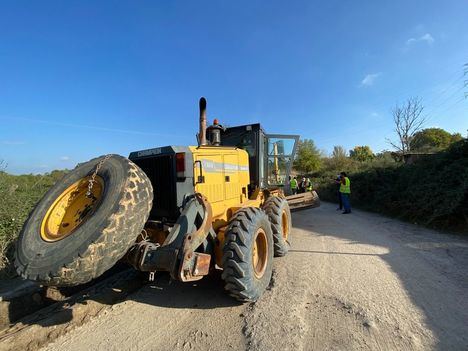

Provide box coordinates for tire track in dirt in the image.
[241,225,330,351]
[39,203,468,351]
[242,267,310,351]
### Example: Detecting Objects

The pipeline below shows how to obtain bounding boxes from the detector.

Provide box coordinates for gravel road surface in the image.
[43,203,468,351]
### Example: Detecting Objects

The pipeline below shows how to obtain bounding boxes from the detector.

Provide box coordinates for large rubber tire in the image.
[221,207,274,302]
[263,196,292,257]
[15,154,153,286]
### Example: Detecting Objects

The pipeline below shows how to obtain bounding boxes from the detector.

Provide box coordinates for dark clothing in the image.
[300,181,307,193]
[341,193,351,213]
[336,177,343,210]
[337,191,343,210]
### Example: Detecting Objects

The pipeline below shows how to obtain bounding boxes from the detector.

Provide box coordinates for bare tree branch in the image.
[387,97,426,154]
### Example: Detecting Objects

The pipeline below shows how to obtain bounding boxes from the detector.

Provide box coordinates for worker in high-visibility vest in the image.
[290,176,298,195]
[339,172,351,214]
[306,178,313,191]
[334,174,343,211]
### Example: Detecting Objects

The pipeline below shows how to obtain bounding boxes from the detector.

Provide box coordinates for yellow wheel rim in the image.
[40,176,104,242]
[281,210,289,240]
[252,228,268,279]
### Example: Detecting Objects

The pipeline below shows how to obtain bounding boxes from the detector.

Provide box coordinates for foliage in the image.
[372,151,398,168]
[350,145,374,162]
[316,139,468,232]
[0,168,68,278]
[331,145,348,167]
[332,146,347,159]
[318,146,349,173]
[410,128,463,152]
[293,139,322,173]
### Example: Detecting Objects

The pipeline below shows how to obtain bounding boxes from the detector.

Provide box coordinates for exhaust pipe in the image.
[199,97,207,146]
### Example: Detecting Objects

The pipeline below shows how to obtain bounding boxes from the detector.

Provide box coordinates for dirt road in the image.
[43,203,468,351]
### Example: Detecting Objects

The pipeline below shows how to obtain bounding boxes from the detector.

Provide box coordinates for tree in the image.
[410,128,463,152]
[387,97,426,154]
[0,160,6,173]
[332,146,347,159]
[372,150,397,168]
[349,146,374,162]
[293,139,322,173]
[325,145,349,170]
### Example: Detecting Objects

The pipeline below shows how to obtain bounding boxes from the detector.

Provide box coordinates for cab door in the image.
[264,134,299,188]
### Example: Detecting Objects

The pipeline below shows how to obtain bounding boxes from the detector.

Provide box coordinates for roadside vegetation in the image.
[294,98,467,233]
[311,139,468,232]
[0,164,68,278]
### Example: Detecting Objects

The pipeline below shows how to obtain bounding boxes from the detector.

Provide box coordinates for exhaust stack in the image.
[199,97,207,146]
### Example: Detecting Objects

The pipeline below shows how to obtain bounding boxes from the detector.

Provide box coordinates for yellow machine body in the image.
[189,146,264,266]
[191,146,250,220]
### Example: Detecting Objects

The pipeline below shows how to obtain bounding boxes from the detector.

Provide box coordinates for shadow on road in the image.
[289,249,380,257]
[121,271,241,310]
[2,265,239,340]
[292,202,468,350]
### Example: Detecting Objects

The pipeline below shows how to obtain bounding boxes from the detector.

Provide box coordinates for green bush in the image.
[0,170,68,278]
[316,140,468,232]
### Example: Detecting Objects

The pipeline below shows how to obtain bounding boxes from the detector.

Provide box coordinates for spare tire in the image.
[15,154,153,286]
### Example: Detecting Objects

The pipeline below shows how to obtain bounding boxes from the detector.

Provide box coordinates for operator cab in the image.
[220,123,299,195]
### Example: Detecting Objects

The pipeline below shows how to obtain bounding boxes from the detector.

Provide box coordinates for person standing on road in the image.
[290,176,298,195]
[335,174,343,211]
[339,172,351,214]
[300,177,306,193]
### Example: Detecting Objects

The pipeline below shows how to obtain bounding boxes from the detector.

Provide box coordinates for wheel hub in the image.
[281,209,289,239]
[40,176,104,242]
[252,228,268,279]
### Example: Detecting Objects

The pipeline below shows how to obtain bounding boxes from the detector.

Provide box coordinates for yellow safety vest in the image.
[290,179,298,189]
[339,177,351,194]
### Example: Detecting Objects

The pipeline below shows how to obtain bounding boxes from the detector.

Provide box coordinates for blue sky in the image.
[1,1,467,174]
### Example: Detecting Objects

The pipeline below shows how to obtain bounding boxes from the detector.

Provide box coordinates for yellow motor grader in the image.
[15,98,319,301]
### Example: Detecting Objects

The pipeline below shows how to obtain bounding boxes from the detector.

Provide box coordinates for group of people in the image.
[289,176,312,195]
[335,172,351,214]
[288,173,351,214]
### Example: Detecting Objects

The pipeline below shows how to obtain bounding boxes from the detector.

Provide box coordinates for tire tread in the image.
[263,196,291,257]
[221,207,273,302]
[15,155,153,286]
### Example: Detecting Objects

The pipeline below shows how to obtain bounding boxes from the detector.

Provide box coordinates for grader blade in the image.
[286,191,320,211]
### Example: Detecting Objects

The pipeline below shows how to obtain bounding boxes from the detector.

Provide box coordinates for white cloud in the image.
[406,33,434,46]
[360,73,381,87]
[371,112,379,117]
[420,33,434,44]
[60,156,70,161]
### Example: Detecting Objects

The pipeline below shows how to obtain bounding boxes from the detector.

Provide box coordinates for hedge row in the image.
[316,140,468,232]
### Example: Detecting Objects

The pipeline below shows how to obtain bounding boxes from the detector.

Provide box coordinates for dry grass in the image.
[0,164,68,279]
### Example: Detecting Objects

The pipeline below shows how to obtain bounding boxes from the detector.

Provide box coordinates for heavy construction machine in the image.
[15,98,319,302]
